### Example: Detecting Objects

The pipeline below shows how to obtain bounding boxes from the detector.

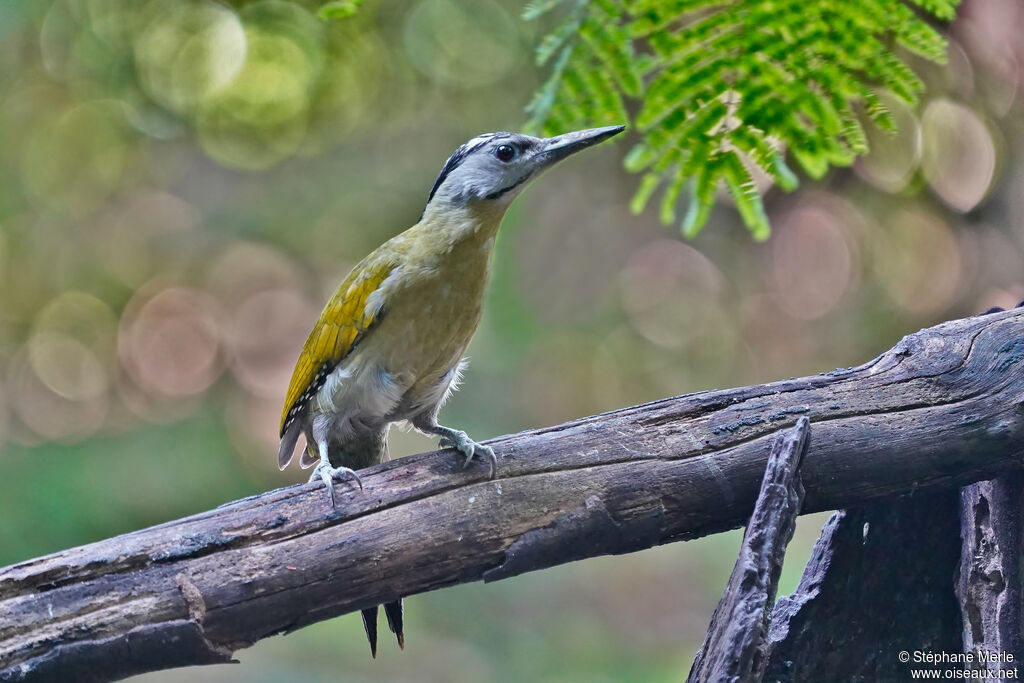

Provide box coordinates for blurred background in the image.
[1,0,1022,680]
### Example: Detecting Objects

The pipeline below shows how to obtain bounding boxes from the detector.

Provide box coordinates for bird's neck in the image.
[419,199,508,252]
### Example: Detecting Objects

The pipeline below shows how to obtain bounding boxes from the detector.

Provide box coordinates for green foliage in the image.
[525,0,960,239]
[318,0,364,20]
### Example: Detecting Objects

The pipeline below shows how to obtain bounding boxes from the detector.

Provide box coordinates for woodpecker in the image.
[277,124,624,657]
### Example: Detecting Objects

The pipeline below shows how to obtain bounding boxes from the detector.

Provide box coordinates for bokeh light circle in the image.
[27,333,108,402]
[403,0,521,88]
[921,99,996,212]
[226,288,317,399]
[197,31,311,169]
[7,345,108,442]
[22,100,129,210]
[134,1,247,113]
[854,94,921,193]
[771,202,857,320]
[119,286,223,398]
[874,210,962,314]
[34,291,118,353]
[619,239,726,350]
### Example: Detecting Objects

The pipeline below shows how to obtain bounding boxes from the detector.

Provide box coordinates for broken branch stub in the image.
[688,417,810,683]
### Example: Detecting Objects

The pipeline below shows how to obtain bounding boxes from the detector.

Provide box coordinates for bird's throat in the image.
[419,197,508,250]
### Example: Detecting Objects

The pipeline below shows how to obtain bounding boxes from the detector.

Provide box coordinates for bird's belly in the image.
[314,301,478,424]
[376,303,478,416]
[313,353,405,426]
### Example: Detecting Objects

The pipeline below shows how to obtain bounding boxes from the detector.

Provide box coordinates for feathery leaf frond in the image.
[526,0,960,239]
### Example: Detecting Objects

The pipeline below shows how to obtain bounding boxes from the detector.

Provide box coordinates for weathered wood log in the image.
[958,474,1024,674]
[2,308,1024,682]
[764,494,964,680]
[688,417,809,683]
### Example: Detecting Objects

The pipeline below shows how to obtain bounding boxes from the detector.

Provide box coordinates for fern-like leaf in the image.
[526,0,960,238]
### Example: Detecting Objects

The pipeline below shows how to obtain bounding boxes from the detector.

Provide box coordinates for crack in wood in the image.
[482,495,664,583]
[174,574,207,624]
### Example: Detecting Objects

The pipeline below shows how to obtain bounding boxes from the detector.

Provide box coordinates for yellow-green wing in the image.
[279,254,397,435]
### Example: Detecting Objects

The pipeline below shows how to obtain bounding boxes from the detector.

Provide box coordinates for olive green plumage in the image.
[276,125,624,657]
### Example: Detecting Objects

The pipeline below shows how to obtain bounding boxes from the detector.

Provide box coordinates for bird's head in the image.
[424,125,625,212]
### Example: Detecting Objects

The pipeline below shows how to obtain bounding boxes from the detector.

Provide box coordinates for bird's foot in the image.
[439,429,497,479]
[309,460,363,508]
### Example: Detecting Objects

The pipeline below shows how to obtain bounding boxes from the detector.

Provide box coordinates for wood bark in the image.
[957,474,1024,675]
[2,308,1023,682]
[687,417,809,683]
[763,494,964,680]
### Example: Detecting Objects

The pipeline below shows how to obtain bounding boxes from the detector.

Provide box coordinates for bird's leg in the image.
[416,418,497,478]
[309,418,363,507]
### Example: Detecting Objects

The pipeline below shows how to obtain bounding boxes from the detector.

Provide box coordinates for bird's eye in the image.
[494,144,516,162]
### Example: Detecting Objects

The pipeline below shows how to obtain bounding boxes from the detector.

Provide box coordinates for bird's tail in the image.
[361,607,379,658]
[277,420,302,470]
[361,599,404,658]
[385,599,404,650]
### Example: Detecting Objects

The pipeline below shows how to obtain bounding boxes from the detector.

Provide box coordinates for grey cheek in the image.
[452,180,486,203]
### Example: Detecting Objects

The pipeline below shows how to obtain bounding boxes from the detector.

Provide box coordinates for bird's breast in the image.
[314,211,501,424]
[367,233,493,397]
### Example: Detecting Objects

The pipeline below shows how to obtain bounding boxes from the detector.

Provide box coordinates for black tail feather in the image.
[361,606,379,658]
[384,599,405,650]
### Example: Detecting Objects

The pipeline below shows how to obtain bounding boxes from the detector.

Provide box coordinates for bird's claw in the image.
[309,461,363,507]
[440,430,497,479]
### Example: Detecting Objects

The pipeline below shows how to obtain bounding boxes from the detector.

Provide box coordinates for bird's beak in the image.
[535,125,626,166]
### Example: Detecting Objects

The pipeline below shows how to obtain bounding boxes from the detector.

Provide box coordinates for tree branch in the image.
[688,417,809,682]
[2,308,1024,682]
